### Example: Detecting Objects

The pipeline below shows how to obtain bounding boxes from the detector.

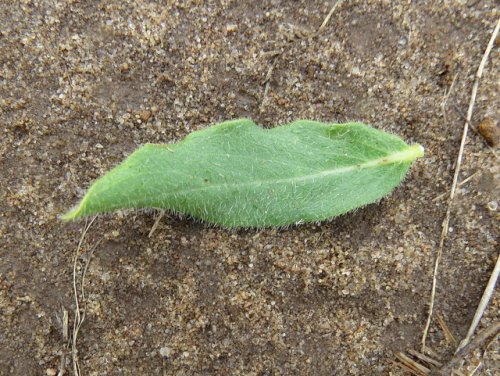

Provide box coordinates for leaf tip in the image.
[60,206,80,222]
[61,195,89,221]
[411,143,425,159]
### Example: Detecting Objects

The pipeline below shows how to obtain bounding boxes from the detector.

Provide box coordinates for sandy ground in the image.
[1,1,499,375]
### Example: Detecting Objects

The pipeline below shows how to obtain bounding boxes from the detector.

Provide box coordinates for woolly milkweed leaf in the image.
[63,119,424,227]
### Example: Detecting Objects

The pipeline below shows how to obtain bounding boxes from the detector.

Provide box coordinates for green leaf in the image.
[63,119,424,228]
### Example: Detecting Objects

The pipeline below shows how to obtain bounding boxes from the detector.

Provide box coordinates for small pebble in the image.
[139,110,152,122]
[46,369,57,376]
[487,201,497,211]
[159,347,172,357]
[478,117,499,147]
[226,24,238,33]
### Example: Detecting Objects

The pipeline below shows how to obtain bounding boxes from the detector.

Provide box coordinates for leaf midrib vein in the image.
[157,147,417,198]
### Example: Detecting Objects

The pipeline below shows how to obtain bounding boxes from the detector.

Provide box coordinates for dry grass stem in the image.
[437,314,458,346]
[456,254,500,353]
[468,361,483,375]
[432,172,479,202]
[392,360,427,376]
[57,355,66,376]
[421,17,500,352]
[395,352,430,375]
[422,346,440,360]
[408,349,443,368]
[318,0,344,32]
[149,210,165,237]
[430,322,500,376]
[71,216,97,376]
[60,306,69,343]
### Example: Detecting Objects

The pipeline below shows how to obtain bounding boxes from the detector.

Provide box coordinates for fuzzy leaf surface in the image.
[63,119,424,227]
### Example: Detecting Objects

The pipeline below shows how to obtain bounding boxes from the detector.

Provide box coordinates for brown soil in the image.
[1,1,498,375]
